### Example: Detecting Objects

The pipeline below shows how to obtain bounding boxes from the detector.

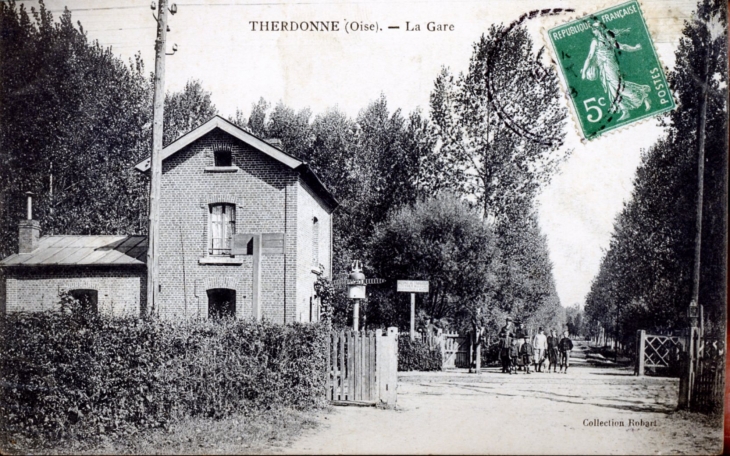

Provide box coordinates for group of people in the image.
[498,318,574,374]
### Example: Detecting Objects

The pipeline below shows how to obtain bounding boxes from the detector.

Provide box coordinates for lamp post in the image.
[333,262,385,332]
[347,261,366,331]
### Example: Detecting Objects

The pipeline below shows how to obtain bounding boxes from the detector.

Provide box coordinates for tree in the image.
[585,0,727,341]
[428,25,568,222]
[163,79,218,146]
[424,23,569,336]
[266,102,313,157]
[367,194,502,332]
[0,1,152,257]
[493,212,563,330]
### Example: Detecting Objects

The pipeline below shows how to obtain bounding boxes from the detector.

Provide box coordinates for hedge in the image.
[0,305,328,444]
[397,337,442,371]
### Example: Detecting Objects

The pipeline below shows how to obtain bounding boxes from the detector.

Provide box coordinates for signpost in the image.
[397,280,429,341]
[333,261,385,331]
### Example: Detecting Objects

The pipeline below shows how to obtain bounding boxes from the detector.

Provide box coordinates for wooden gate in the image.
[441,332,469,369]
[635,330,685,376]
[325,327,398,406]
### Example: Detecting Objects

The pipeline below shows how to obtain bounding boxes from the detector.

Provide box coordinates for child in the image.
[532,327,548,372]
[519,338,534,374]
[508,339,519,375]
[558,330,574,374]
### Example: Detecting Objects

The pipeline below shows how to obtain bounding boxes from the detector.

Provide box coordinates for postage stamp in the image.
[547,0,676,139]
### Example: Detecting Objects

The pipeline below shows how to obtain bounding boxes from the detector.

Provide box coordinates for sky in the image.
[21,0,696,307]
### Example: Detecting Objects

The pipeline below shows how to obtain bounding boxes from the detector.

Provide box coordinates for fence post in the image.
[637,330,646,376]
[376,327,398,406]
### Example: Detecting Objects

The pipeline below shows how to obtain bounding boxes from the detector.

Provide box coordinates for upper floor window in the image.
[214,150,233,167]
[209,203,236,255]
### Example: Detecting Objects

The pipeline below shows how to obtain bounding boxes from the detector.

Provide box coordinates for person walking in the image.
[547,329,560,373]
[519,338,534,374]
[558,330,574,374]
[532,327,548,372]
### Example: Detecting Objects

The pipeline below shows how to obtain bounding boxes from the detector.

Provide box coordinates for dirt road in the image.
[283,341,722,455]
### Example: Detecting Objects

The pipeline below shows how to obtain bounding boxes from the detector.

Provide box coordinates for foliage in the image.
[313,266,337,327]
[421,23,569,335]
[397,337,442,372]
[428,25,568,221]
[0,0,152,256]
[493,212,563,332]
[0,310,328,445]
[163,79,218,146]
[565,304,584,337]
[0,2,219,259]
[368,194,501,331]
[585,0,727,344]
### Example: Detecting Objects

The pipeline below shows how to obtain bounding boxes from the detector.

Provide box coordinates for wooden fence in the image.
[325,327,398,406]
[635,330,685,376]
[636,329,724,413]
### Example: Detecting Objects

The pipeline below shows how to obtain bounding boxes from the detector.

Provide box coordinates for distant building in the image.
[1,116,338,323]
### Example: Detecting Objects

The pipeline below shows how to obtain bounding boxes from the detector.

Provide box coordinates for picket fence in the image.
[325,327,398,406]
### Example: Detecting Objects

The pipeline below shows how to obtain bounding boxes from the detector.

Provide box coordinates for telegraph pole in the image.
[146,0,177,316]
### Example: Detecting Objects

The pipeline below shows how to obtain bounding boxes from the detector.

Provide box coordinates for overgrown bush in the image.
[0,307,328,445]
[397,337,442,371]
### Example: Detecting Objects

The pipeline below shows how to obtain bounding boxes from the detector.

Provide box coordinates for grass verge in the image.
[3,406,327,455]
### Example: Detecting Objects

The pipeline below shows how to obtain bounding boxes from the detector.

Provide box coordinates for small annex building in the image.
[1,116,338,324]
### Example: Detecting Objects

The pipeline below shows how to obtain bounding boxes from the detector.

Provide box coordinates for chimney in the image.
[18,192,40,254]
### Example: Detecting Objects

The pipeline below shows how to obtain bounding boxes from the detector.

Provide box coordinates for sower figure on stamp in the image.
[581,22,651,121]
[558,330,574,374]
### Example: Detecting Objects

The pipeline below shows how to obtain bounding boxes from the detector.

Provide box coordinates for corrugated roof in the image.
[0,235,147,267]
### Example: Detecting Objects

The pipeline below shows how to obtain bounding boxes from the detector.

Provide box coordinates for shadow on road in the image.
[445,380,676,414]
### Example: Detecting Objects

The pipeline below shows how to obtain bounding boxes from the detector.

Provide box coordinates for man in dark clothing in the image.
[499,317,515,347]
[519,339,534,374]
[507,339,519,374]
[547,329,560,373]
[500,344,511,373]
[558,330,574,373]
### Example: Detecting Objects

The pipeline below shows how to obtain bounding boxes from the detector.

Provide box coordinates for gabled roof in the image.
[134,116,338,210]
[1,235,147,267]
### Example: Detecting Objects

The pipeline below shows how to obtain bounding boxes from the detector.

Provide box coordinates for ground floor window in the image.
[69,289,98,313]
[207,288,236,319]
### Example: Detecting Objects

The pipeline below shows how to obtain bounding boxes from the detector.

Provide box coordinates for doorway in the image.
[207,288,236,319]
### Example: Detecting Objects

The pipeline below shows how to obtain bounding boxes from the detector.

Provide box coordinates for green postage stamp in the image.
[548,1,676,139]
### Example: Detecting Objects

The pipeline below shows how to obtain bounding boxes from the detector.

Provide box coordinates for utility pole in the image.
[146,0,177,316]
[680,21,713,410]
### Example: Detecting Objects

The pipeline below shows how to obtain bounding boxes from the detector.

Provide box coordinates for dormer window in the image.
[214,150,232,167]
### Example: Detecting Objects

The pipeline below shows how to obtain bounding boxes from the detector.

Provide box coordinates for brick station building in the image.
[0,116,338,323]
